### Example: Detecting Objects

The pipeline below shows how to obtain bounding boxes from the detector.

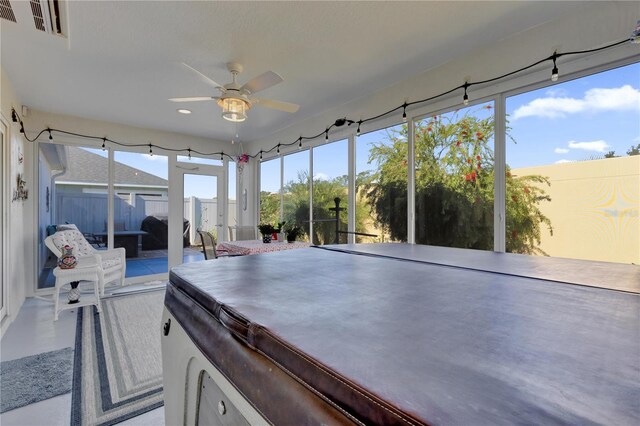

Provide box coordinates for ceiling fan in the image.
[169,62,300,122]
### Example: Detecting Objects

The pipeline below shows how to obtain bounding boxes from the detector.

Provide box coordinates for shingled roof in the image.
[57,146,167,187]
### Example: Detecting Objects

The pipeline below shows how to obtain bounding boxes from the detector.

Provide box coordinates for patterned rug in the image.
[71,289,165,425]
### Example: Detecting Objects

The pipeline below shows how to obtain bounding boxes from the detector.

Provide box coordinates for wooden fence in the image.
[56,192,236,243]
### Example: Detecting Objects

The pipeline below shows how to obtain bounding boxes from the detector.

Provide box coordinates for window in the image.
[414,102,495,250]
[506,63,639,264]
[356,124,407,243]
[260,158,280,225]
[114,151,169,277]
[312,139,348,245]
[283,150,310,241]
[38,145,109,289]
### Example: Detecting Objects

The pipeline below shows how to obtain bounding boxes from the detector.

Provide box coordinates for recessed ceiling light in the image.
[177,109,192,114]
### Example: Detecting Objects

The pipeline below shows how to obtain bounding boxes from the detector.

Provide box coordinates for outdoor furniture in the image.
[93,230,148,258]
[228,225,257,241]
[44,227,126,296]
[217,239,311,256]
[51,256,101,321]
[197,230,242,260]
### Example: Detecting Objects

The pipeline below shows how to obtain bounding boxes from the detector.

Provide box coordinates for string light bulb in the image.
[325,129,329,142]
[220,151,224,161]
[298,138,302,150]
[148,144,153,156]
[551,53,559,82]
[356,121,361,137]
[188,148,192,160]
[277,144,280,155]
[402,104,407,121]
[48,128,53,140]
[463,83,469,106]
[259,151,263,160]
[101,138,106,151]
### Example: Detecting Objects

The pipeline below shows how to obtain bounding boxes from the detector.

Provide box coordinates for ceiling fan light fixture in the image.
[218,97,249,122]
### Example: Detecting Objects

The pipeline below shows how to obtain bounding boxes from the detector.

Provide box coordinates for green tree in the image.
[259,190,280,226]
[365,106,552,254]
[626,144,640,156]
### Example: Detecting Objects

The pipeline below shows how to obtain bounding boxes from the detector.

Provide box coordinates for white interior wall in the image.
[1,66,35,337]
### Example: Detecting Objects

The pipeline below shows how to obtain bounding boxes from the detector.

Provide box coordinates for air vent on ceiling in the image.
[30,0,64,35]
[0,0,17,23]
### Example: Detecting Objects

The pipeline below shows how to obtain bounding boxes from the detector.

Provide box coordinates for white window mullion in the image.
[348,134,356,244]
[494,95,506,252]
[407,119,416,244]
[309,147,314,244]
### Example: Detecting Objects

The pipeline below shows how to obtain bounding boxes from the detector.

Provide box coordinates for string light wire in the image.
[11,38,630,162]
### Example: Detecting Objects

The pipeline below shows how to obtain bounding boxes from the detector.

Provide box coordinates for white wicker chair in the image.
[44,227,126,296]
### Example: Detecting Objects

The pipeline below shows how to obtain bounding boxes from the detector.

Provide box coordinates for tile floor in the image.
[0,283,167,426]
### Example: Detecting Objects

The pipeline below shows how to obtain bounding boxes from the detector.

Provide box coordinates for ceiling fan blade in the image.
[240,71,283,94]
[168,96,217,102]
[252,97,300,113]
[181,63,225,91]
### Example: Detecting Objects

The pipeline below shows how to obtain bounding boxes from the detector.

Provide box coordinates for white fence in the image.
[56,192,236,243]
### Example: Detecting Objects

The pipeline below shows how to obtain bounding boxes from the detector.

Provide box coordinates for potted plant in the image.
[285,224,304,243]
[274,221,286,242]
[258,223,276,243]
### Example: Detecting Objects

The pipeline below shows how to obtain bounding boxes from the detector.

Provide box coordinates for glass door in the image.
[177,158,226,264]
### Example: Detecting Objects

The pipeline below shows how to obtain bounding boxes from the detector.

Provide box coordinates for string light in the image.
[551,52,559,82]
[101,137,106,151]
[188,148,192,160]
[48,128,53,140]
[463,82,469,106]
[402,104,407,121]
[276,144,280,155]
[9,39,628,163]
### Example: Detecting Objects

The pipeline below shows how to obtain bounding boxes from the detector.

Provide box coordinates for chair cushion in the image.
[51,230,95,257]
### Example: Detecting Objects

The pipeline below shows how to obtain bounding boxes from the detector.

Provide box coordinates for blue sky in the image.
[100,62,639,196]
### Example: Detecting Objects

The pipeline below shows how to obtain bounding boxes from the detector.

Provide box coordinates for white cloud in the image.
[512,85,640,120]
[554,148,569,154]
[545,88,569,97]
[555,159,575,164]
[142,154,167,161]
[313,172,330,181]
[567,140,610,152]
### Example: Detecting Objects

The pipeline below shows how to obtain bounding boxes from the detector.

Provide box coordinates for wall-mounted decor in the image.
[12,173,28,201]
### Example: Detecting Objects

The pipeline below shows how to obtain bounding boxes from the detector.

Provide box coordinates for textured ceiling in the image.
[1,1,585,143]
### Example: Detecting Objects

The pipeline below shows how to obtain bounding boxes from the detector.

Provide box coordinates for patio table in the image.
[217,239,310,256]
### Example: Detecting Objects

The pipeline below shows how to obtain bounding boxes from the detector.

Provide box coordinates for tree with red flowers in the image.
[365,106,552,254]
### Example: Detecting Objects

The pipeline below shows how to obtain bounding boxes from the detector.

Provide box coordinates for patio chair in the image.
[229,225,257,241]
[198,230,241,260]
[44,226,126,296]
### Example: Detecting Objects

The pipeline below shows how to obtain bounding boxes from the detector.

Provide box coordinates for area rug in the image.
[71,289,165,426]
[0,347,74,413]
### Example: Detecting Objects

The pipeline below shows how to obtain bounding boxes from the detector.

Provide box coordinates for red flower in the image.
[467,158,472,164]
[471,171,476,180]
[486,105,493,110]
[456,141,461,146]
[476,155,481,160]
[427,127,432,132]
[465,174,471,181]
[476,132,483,140]
[477,163,482,169]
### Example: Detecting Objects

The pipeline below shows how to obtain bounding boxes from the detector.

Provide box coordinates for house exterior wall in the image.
[512,156,640,264]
